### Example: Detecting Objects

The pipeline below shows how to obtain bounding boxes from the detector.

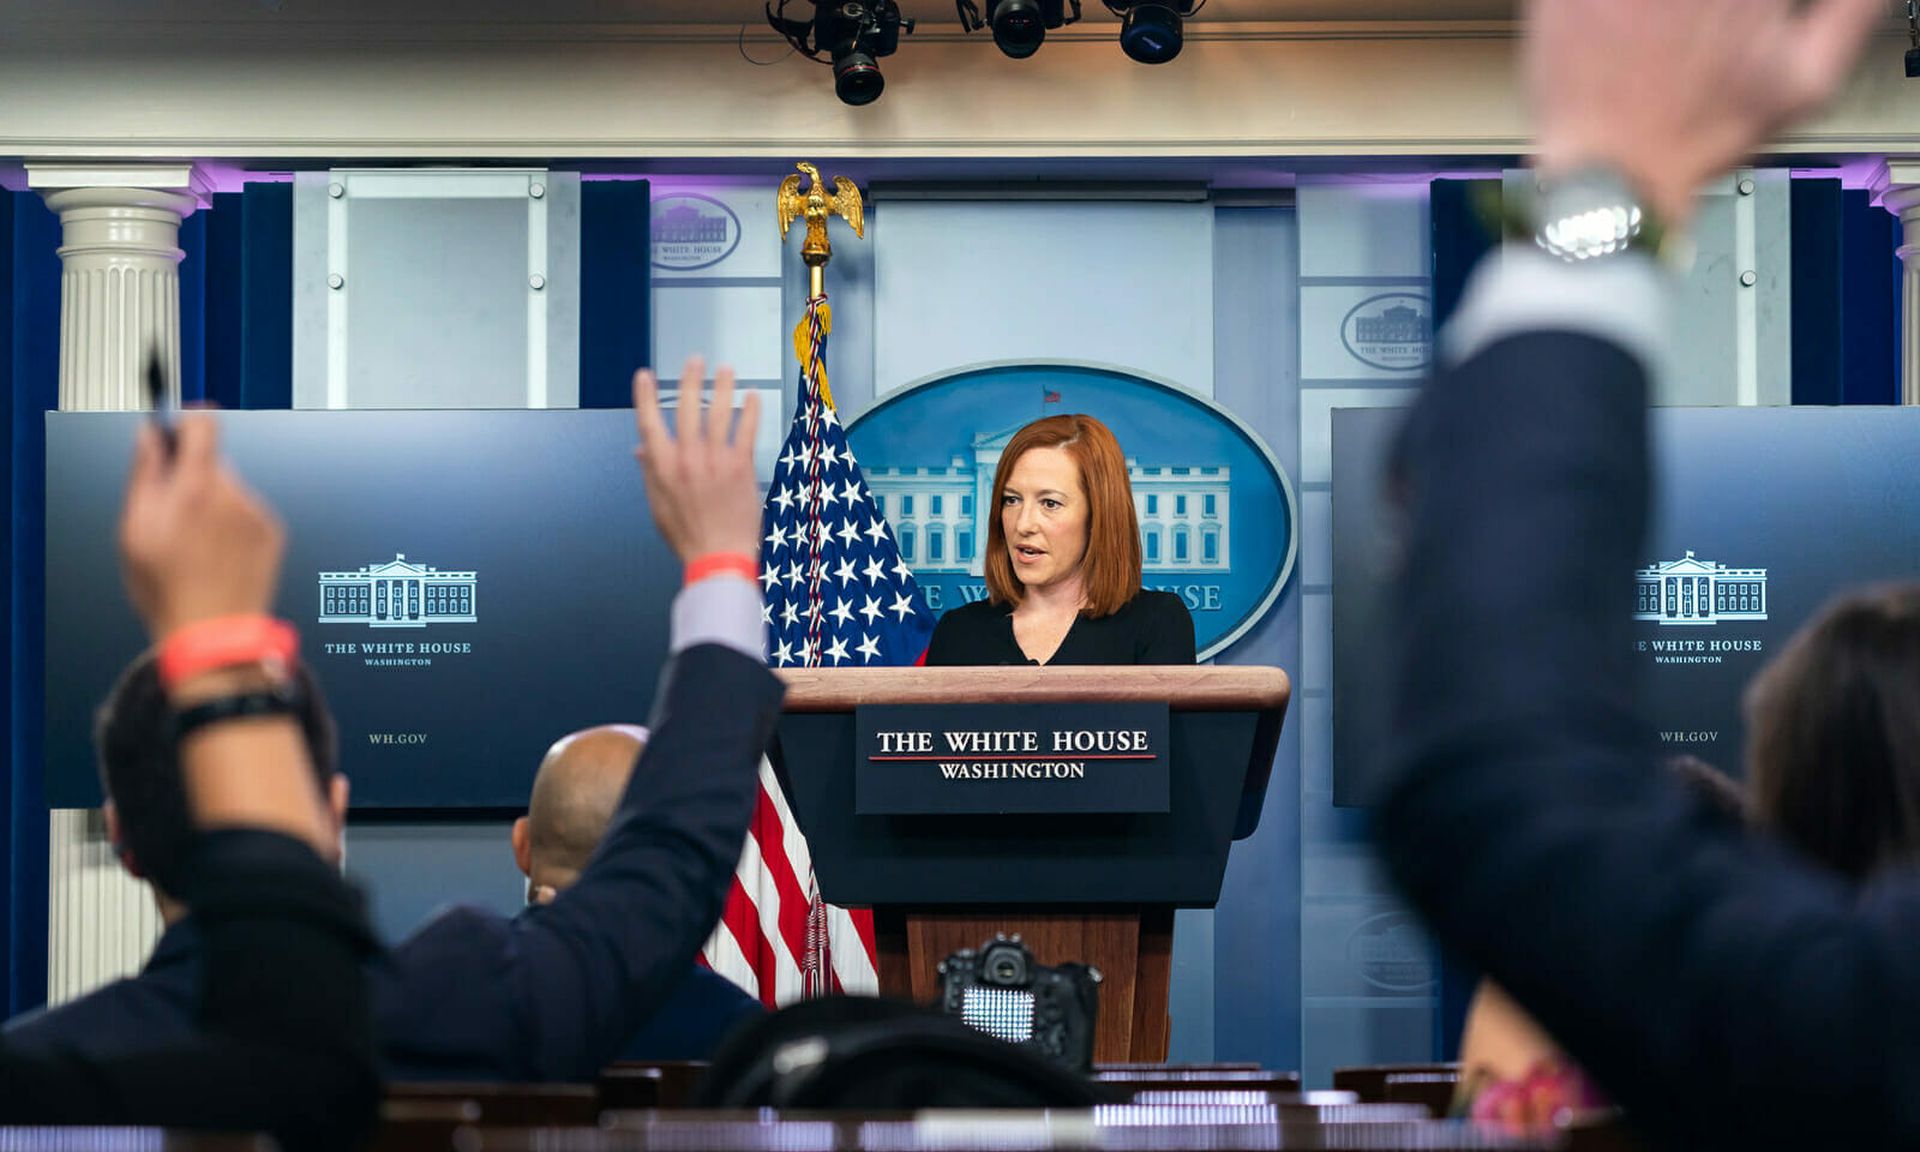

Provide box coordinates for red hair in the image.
[984,414,1143,618]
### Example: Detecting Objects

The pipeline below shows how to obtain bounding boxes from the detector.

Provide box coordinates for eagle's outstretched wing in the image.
[831,176,864,239]
[776,173,804,240]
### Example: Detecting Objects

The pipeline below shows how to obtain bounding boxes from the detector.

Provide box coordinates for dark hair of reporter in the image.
[1744,584,1920,883]
[98,654,338,891]
[982,413,1142,618]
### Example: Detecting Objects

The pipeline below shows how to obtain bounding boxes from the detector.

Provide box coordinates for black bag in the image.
[693,996,1103,1109]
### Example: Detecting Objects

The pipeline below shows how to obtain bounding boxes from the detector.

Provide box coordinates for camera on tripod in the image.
[936,934,1101,1071]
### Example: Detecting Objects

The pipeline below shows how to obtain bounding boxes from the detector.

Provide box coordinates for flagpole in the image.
[778,161,867,999]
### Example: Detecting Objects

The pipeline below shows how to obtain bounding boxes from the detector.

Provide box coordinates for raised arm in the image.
[505,357,781,1080]
[1375,1,1910,1146]
[0,415,378,1148]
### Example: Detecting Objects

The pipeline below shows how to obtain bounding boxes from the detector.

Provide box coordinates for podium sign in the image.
[855,701,1170,816]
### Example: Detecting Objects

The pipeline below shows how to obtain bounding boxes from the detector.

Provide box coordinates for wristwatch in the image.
[1516,168,1669,264]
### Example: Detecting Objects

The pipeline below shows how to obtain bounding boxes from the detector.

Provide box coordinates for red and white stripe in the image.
[701,758,879,1005]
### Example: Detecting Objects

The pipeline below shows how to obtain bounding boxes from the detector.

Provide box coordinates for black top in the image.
[924,590,1197,666]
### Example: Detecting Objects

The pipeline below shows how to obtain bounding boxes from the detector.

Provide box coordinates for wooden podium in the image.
[772,665,1290,1064]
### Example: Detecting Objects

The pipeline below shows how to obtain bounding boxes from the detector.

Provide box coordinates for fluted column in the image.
[26,164,205,1004]
[1870,158,1920,406]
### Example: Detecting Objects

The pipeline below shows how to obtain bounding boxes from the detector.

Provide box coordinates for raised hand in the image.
[1528,0,1882,226]
[119,414,285,643]
[631,356,764,565]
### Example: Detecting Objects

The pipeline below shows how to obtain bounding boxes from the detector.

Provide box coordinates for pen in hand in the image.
[144,346,177,460]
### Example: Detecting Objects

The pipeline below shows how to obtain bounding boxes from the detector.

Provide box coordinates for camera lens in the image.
[990,0,1047,59]
[833,51,885,105]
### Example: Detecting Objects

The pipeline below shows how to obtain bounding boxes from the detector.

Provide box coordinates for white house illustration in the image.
[1633,551,1767,626]
[865,423,1229,576]
[318,554,477,628]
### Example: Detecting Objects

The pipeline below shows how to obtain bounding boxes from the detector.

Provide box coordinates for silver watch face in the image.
[1534,171,1646,261]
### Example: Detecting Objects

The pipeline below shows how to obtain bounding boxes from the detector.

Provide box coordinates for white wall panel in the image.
[874,200,1214,396]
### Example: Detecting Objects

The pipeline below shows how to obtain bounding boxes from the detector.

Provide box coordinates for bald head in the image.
[519,724,649,895]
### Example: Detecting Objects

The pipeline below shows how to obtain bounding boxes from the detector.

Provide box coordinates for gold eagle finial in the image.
[777,161,864,274]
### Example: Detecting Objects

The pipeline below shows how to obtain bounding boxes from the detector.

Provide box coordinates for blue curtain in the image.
[579,180,653,407]
[7,192,60,1015]
[1791,180,1901,405]
[195,183,294,410]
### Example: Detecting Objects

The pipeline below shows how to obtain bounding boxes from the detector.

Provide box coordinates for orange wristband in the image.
[156,615,300,693]
[685,551,759,586]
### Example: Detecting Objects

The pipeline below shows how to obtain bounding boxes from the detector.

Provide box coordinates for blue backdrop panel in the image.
[46,410,680,810]
[1336,405,1920,792]
[9,192,60,1014]
[580,180,653,408]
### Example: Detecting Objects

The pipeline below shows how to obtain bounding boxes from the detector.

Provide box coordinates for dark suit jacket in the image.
[1380,330,1920,1147]
[0,830,377,1148]
[7,642,782,1085]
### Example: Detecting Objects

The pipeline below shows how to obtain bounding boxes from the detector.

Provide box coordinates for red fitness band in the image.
[685,552,759,586]
[156,615,300,692]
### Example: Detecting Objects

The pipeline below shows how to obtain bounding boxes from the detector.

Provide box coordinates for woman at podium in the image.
[925,413,1196,667]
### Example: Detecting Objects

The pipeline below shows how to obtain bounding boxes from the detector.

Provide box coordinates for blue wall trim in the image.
[579,180,653,408]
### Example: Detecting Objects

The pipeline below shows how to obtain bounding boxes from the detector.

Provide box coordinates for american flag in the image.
[701,294,936,1004]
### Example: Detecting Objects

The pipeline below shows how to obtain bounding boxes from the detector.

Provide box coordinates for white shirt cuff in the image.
[1443,244,1666,376]
[669,575,765,662]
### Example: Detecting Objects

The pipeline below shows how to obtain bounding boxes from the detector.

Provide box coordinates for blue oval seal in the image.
[1341,291,1432,372]
[651,192,743,272]
[1346,911,1436,992]
[845,362,1296,660]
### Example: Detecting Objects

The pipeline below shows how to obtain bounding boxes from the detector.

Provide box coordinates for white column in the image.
[1870,158,1920,406]
[26,163,207,1004]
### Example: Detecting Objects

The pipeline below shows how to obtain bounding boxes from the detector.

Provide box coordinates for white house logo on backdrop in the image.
[865,426,1232,581]
[318,554,477,629]
[651,193,743,272]
[1634,551,1768,627]
[1341,292,1432,372]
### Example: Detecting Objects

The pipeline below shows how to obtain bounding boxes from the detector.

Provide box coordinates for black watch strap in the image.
[170,686,303,745]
